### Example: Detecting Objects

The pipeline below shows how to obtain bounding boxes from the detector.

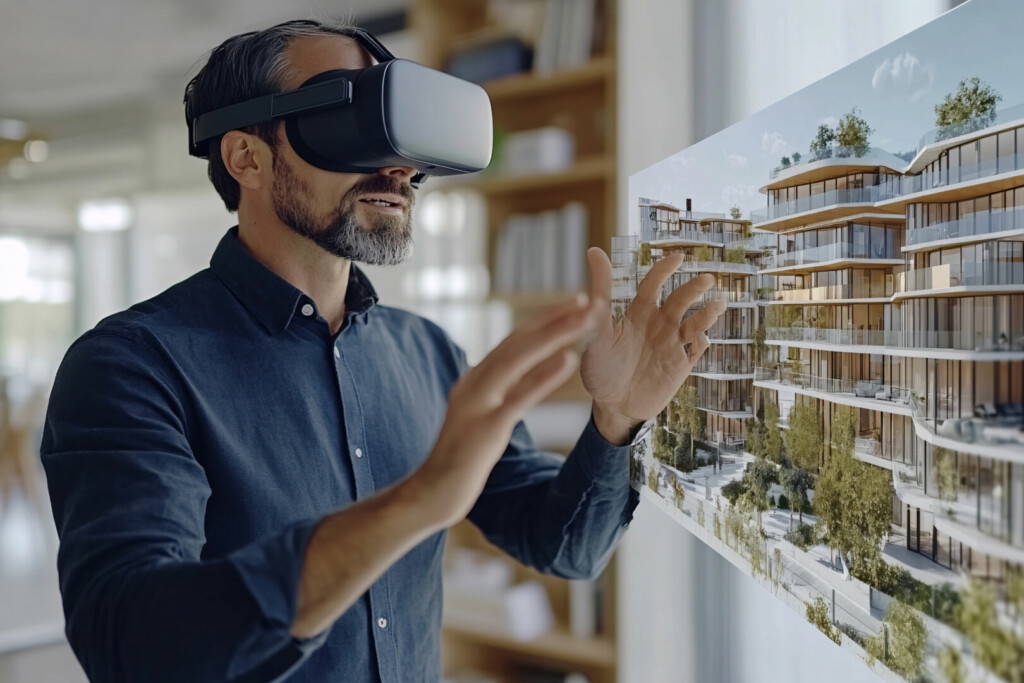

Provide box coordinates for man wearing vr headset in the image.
[41,19,724,683]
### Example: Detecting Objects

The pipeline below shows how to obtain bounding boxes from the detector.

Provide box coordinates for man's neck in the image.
[237,210,350,336]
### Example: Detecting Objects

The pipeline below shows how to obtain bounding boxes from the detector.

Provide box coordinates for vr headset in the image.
[188,27,493,187]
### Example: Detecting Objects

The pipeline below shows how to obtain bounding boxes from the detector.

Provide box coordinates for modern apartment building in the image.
[617,199,774,454]
[750,117,1024,585]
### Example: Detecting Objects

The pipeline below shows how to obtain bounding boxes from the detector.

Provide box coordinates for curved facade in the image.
[752,121,1024,583]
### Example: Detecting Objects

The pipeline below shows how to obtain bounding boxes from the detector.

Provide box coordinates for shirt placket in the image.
[333,321,401,682]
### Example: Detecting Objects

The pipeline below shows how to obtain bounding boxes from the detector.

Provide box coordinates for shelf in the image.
[459,156,612,197]
[443,621,616,671]
[483,57,613,102]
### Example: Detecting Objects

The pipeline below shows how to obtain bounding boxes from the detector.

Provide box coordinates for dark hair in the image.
[183,19,354,212]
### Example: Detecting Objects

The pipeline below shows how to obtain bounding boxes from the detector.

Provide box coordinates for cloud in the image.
[727,153,749,168]
[871,51,935,102]
[720,183,761,212]
[761,131,789,156]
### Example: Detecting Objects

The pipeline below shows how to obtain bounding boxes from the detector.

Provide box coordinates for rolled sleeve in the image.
[41,330,326,682]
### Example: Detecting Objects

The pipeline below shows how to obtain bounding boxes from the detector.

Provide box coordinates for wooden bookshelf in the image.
[409,2,620,680]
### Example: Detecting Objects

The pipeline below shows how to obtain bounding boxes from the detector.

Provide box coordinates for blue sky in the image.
[629,0,1024,226]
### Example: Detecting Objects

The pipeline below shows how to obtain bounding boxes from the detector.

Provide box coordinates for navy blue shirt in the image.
[41,226,639,682]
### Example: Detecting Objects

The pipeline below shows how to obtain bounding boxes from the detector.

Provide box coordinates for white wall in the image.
[616,1,955,681]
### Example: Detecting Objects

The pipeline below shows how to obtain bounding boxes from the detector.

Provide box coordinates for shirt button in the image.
[377,617,388,629]
[333,346,340,359]
[300,303,315,317]
[354,447,363,458]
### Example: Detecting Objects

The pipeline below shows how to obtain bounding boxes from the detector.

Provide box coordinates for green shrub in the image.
[785,523,817,550]
[805,597,841,645]
[777,494,790,510]
[721,479,748,505]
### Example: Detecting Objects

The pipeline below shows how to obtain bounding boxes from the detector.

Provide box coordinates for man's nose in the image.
[377,165,416,180]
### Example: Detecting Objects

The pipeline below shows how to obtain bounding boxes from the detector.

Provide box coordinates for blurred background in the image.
[0,0,963,681]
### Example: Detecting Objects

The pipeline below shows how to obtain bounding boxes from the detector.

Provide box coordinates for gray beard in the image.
[271,156,413,265]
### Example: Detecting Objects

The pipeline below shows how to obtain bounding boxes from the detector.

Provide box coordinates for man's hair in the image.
[183,19,354,212]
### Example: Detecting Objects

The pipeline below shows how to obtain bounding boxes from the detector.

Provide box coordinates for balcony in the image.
[753,365,912,411]
[910,393,1024,459]
[761,241,902,272]
[905,212,1024,249]
[692,360,753,378]
[691,288,754,307]
[651,229,742,245]
[889,152,1024,201]
[896,261,1024,296]
[913,102,1024,156]
[750,185,894,224]
[676,260,758,276]
[768,283,892,303]
[764,326,1024,353]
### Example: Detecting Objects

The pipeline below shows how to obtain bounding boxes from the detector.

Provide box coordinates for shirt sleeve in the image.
[40,329,328,683]
[445,341,641,579]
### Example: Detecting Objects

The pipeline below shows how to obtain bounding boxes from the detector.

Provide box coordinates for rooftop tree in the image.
[763,401,784,464]
[780,466,814,527]
[729,206,742,219]
[835,107,873,157]
[808,124,836,160]
[934,76,1002,140]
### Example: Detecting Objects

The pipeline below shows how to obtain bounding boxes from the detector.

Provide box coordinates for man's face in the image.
[267,35,416,265]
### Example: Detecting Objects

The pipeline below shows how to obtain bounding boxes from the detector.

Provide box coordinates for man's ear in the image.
[220,130,271,192]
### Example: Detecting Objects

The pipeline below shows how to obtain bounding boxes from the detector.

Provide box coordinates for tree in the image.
[835,107,872,157]
[814,447,892,576]
[729,206,742,219]
[830,404,857,461]
[785,398,822,470]
[752,325,767,365]
[780,155,791,168]
[938,646,964,683]
[638,242,653,266]
[935,76,1002,140]
[866,602,926,679]
[693,245,713,262]
[746,418,766,459]
[647,466,660,492]
[780,467,814,527]
[743,458,778,530]
[809,124,836,160]
[805,597,840,645]
[720,479,748,505]
[724,246,746,264]
[791,151,802,164]
[670,476,685,509]
[763,401,784,463]
[958,570,1024,681]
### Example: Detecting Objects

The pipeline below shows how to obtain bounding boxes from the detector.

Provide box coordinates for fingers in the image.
[685,333,711,365]
[680,299,726,339]
[662,272,716,322]
[633,251,684,308]
[500,348,579,418]
[477,301,593,394]
[586,247,614,339]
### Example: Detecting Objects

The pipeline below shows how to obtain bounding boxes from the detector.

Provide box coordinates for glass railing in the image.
[692,360,753,375]
[854,436,881,458]
[751,185,895,223]
[753,365,912,405]
[651,229,745,244]
[914,103,1024,154]
[692,288,753,306]
[769,283,893,302]
[909,393,1024,453]
[677,260,758,275]
[768,146,892,179]
[897,261,1024,293]
[906,211,1024,246]
[764,326,1024,352]
[753,151,1024,225]
[732,233,777,252]
[763,241,901,270]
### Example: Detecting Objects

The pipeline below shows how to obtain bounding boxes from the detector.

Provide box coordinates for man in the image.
[41,19,724,683]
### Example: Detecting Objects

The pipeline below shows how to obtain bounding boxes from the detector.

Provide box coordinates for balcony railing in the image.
[769,282,893,302]
[693,360,753,375]
[768,145,889,180]
[750,185,895,223]
[914,102,1024,154]
[762,241,900,270]
[651,229,744,244]
[763,326,1024,352]
[754,149,1024,225]
[854,436,881,458]
[910,393,1024,452]
[732,233,777,252]
[691,288,753,306]
[753,366,912,406]
[677,260,758,275]
[906,211,1024,246]
[897,261,1024,293]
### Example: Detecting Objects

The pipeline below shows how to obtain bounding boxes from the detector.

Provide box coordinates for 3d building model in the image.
[620,93,1024,681]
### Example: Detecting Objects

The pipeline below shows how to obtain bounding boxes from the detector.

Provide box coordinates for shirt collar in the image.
[210,226,379,334]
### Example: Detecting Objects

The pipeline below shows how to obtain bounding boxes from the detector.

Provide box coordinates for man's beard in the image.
[271,153,414,265]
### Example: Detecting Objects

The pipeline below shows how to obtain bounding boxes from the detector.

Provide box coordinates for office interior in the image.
[0,1,964,681]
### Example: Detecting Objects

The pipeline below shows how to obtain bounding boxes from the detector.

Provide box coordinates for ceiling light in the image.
[23,140,48,163]
[0,118,29,141]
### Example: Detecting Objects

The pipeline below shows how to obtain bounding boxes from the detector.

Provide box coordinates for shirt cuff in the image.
[568,411,640,485]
